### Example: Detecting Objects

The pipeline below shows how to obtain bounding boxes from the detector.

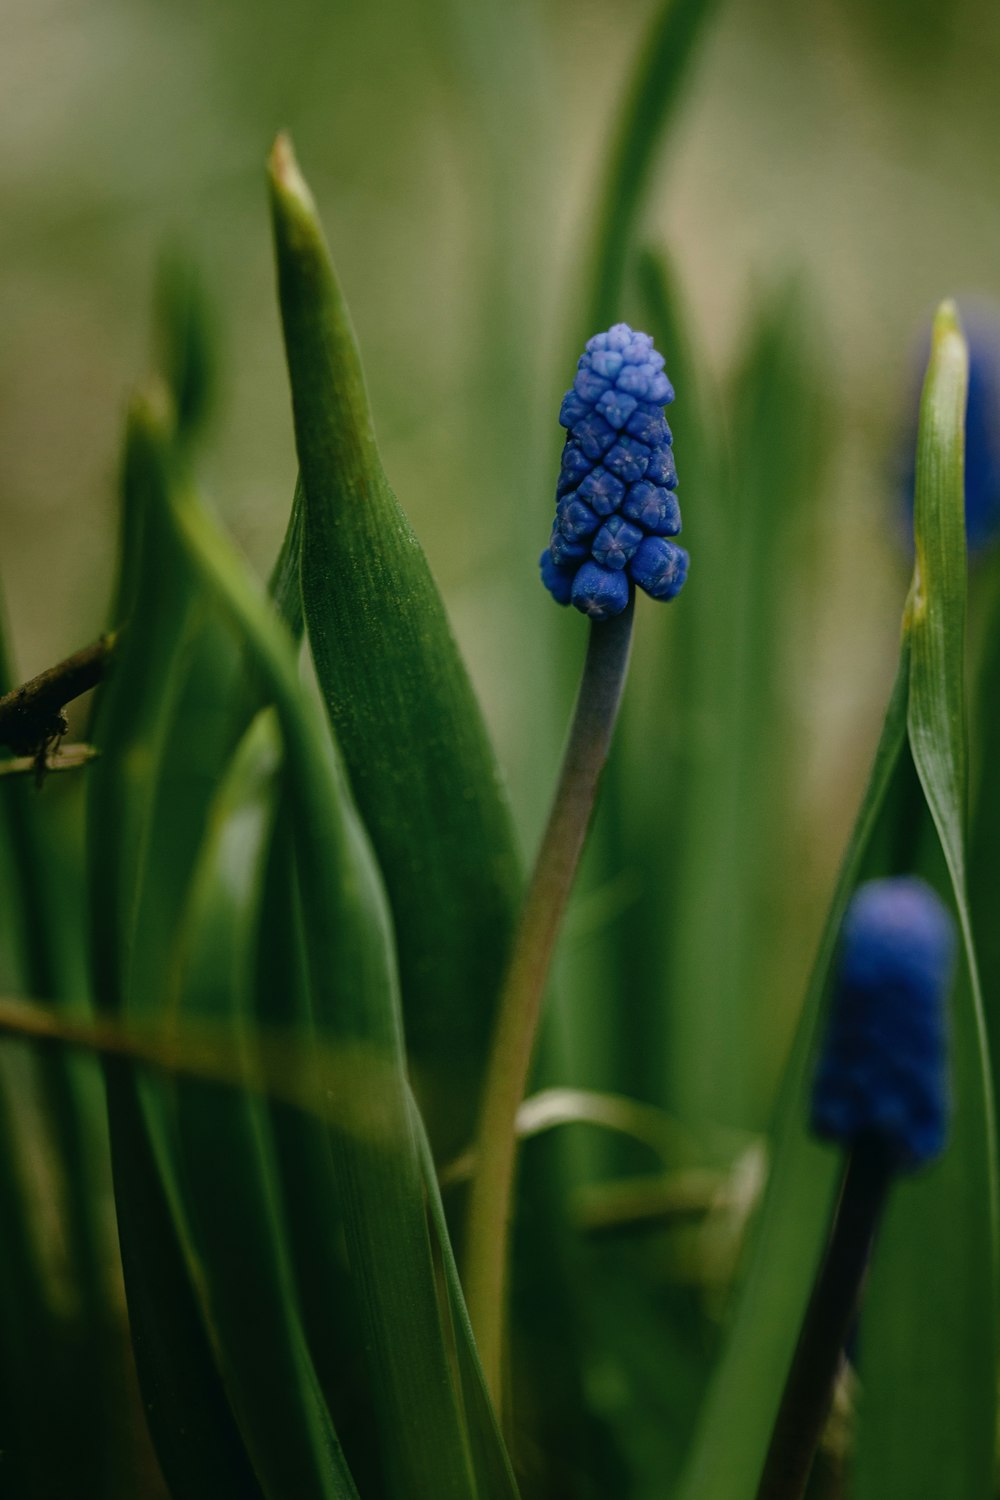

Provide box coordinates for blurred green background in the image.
[3,0,1000,1124]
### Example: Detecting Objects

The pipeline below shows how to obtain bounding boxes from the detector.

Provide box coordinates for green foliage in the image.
[676,303,998,1500]
[0,12,997,1500]
[853,304,998,1500]
[268,136,521,1164]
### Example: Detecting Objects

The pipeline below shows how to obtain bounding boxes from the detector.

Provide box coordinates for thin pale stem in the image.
[464,596,634,1407]
[755,1142,892,1500]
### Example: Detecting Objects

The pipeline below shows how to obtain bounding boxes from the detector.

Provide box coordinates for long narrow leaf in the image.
[675,652,912,1500]
[585,0,722,333]
[87,401,265,1500]
[253,794,388,1495]
[412,1094,521,1500]
[144,395,481,1500]
[853,301,999,1500]
[171,710,358,1500]
[268,136,520,1161]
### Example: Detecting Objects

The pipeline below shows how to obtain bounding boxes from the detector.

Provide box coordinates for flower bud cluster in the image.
[811,878,954,1172]
[540,324,689,620]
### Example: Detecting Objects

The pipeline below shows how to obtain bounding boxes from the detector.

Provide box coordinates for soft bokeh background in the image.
[3,0,1000,1128]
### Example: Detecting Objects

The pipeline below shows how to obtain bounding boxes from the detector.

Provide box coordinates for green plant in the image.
[1,5,998,1498]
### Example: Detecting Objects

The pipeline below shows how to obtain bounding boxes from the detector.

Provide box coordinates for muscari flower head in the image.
[811,877,955,1172]
[901,298,1000,554]
[540,324,689,620]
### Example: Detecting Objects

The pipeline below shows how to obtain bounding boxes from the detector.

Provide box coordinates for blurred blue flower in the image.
[541,324,689,619]
[902,299,1000,553]
[811,877,955,1172]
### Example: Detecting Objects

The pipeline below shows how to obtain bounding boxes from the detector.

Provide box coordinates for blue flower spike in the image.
[812,876,955,1172]
[541,324,689,620]
[759,878,957,1500]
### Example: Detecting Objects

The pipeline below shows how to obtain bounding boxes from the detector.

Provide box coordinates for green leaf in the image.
[677,300,1000,1500]
[906,301,974,878]
[268,135,520,1161]
[853,301,999,1500]
[87,396,265,1500]
[153,251,218,445]
[267,476,305,637]
[85,267,309,1498]
[585,0,722,333]
[0,1079,56,1500]
[147,399,481,1500]
[671,278,828,1131]
[0,591,120,1492]
[252,798,382,1493]
[675,651,911,1500]
[413,1097,522,1500]
[170,709,358,1500]
[0,658,66,1493]
[968,552,1000,1049]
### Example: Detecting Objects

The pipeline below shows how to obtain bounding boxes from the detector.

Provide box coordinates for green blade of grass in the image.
[268,135,520,1162]
[968,556,1000,1061]
[0,1079,57,1500]
[153,253,218,448]
[171,710,358,1500]
[0,591,121,1493]
[585,0,722,334]
[623,246,728,1116]
[144,396,481,1500]
[85,270,310,1499]
[253,800,383,1494]
[675,649,912,1500]
[87,400,266,1500]
[637,275,826,1134]
[852,301,999,1500]
[267,476,305,637]
[413,1095,522,1500]
[0,676,66,1495]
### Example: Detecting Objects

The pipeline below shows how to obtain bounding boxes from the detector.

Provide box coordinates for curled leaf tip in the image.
[542,323,688,620]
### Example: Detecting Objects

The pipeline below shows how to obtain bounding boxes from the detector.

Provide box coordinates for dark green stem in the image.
[0,633,117,757]
[464,597,634,1406]
[756,1142,893,1500]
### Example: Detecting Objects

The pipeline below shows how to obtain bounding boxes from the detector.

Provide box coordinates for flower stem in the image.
[464,595,635,1408]
[755,1141,893,1500]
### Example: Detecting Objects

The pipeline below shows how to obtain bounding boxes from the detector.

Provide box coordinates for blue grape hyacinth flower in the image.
[811,877,955,1172]
[540,324,689,620]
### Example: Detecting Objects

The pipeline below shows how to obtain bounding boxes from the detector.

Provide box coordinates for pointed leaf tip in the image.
[933,298,961,339]
[268,132,315,213]
[128,378,175,445]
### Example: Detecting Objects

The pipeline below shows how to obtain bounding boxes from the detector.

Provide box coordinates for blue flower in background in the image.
[902,299,1000,553]
[540,324,689,619]
[811,877,955,1172]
